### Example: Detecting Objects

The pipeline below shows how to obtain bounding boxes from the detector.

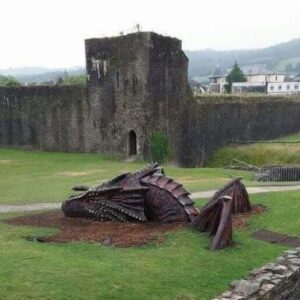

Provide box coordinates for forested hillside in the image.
[186,38,300,79]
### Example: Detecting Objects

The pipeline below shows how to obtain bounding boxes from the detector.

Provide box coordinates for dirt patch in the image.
[56,169,106,177]
[0,159,16,165]
[5,212,186,247]
[232,205,267,229]
[56,171,89,177]
[179,177,202,184]
[5,205,266,247]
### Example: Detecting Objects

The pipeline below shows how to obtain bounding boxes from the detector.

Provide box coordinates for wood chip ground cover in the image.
[5,205,266,247]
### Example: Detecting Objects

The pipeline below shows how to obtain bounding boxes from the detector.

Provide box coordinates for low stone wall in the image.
[0,85,87,152]
[178,96,300,167]
[1,87,300,166]
[215,248,300,299]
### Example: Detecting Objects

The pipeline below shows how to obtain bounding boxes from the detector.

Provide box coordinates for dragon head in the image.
[62,186,148,222]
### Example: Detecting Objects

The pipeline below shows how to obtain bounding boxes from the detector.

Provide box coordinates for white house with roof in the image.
[232,82,266,94]
[208,66,226,93]
[243,66,285,83]
[267,82,300,95]
[246,74,285,83]
[232,65,285,94]
[209,64,291,94]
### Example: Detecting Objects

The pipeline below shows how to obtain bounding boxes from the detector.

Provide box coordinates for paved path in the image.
[1,184,300,213]
[0,203,61,213]
[251,229,300,247]
[191,184,300,199]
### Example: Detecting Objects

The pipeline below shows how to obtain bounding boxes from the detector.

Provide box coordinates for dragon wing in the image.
[192,195,233,251]
[201,178,251,214]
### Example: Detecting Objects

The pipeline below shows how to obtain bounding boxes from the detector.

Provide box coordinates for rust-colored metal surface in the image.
[192,178,251,250]
[201,178,251,214]
[192,196,233,250]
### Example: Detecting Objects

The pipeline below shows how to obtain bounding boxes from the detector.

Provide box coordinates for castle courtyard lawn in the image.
[0,148,253,205]
[1,148,299,299]
[2,190,300,299]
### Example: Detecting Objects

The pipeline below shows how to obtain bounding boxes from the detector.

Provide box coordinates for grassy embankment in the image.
[208,132,300,167]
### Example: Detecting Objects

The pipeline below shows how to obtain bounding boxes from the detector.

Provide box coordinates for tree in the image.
[56,77,64,85]
[224,62,246,93]
[0,75,21,87]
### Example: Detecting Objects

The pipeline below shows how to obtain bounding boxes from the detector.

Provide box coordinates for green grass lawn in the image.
[273,132,300,142]
[0,148,252,205]
[0,148,299,299]
[2,190,299,299]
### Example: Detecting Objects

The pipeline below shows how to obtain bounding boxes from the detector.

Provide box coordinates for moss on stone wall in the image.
[1,86,300,167]
[178,96,300,167]
[0,85,86,152]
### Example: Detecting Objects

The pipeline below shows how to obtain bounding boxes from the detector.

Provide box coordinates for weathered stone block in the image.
[289,258,300,266]
[285,250,298,255]
[234,280,260,296]
[271,265,288,274]
[230,280,240,288]
[216,248,300,299]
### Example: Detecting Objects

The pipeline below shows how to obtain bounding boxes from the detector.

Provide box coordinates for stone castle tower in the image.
[85,31,190,159]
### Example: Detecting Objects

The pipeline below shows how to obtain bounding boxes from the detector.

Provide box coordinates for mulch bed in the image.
[5,212,186,247]
[5,204,267,247]
[232,204,266,229]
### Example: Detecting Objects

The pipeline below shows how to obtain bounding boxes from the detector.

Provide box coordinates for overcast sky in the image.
[1,0,300,68]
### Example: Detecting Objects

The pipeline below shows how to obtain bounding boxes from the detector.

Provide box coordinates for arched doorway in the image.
[129,130,137,156]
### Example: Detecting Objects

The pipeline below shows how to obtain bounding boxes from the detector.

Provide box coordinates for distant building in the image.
[189,79,208,96]
[232,82,266,94]
[232,66,285,94]
[232,81,300,95]
[209,64,290,94]
[193,85,207,96]
[242,65,285,83]
[267,82,300,95]
[208,66,226,93]
[245,73,285,84]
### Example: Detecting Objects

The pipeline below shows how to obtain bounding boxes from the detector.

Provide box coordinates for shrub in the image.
[0,75,21,87]
[149,131,172,164]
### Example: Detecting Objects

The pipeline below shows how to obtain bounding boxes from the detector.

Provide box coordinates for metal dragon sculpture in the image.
[62,164,251,250]
[192,178,251,250]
